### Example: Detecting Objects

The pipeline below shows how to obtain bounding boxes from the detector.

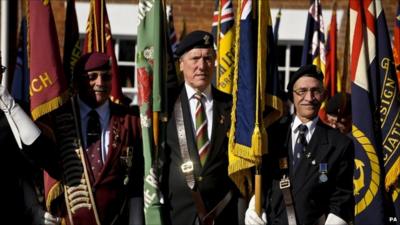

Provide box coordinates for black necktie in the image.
[293,124,308,168]
[87,110,101,147]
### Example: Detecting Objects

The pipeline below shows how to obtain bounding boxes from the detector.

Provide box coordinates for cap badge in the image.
[203,35,210,45]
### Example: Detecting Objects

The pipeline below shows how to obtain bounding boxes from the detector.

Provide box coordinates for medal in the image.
[319,163,328,183]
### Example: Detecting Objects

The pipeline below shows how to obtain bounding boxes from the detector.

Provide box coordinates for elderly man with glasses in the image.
[245,65,354,225]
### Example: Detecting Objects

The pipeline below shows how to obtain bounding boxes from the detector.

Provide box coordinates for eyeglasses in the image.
[293,87,324,97]
[83,71,112,81]
[1,65,6,74]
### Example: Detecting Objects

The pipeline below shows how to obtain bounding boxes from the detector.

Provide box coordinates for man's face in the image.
[292,76,325,122]
[179,48,215,91]
[78,70,112,107]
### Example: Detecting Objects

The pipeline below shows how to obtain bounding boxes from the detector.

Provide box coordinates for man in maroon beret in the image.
[42,52,144,225]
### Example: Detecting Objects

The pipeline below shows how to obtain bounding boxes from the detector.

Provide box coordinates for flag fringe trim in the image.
[385,156,400,191]
[228,166,253,197]
[31,91,68,120]
[45,180,63,211]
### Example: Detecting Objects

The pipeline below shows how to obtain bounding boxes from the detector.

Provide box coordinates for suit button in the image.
[198,176,203,182]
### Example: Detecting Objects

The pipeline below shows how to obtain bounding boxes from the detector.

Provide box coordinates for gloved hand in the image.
[0,85,15,113]
[245,195,267,225]
[0,84,41,148]
[44,212,61,225]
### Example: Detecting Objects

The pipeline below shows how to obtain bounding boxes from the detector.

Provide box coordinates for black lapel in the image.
[202,87,231,169]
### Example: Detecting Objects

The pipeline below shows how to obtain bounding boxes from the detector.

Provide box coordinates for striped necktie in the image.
[194,92,210,166]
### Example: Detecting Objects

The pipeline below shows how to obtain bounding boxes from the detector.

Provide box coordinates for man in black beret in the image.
[161,30,241,225]
[245,64,354,225]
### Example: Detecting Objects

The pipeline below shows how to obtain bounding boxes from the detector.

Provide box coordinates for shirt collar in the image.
[78,96,110,121]
[185,83,212,102]
[292,115,319,133]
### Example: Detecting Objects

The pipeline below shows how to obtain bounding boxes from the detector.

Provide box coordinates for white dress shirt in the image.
[78,96,110,163]
[185,83,213,140]
[290,116,318,155]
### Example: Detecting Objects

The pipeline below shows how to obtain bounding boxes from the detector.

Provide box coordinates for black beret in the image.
[74,52,111,78]
[287,65,324,92]
[176,30,214,57]
[326,92,351,116]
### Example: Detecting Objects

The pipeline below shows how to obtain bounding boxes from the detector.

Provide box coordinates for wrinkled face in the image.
[292,76,325,122]
[180,48,215,92]
[78,70,112,107]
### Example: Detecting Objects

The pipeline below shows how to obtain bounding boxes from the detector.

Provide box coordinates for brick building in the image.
[4,0,399,104]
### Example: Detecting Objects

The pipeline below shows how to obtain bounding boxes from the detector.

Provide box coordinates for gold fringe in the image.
[45,181,63,211]
[31,91,68,120]
[385,157,400,191]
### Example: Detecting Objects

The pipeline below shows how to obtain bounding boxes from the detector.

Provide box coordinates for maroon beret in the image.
[73,52,111,78]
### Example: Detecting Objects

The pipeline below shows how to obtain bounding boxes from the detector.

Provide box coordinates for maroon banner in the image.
[28,0,67,120]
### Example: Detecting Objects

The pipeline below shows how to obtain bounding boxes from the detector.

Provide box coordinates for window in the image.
[277,42,303,92]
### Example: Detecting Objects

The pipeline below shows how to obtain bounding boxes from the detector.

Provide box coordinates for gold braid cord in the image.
[53,100,101,225]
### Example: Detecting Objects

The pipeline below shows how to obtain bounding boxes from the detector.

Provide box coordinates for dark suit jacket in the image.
[162,85,240,225]
[263,116,354,225]
[0,111,51,225]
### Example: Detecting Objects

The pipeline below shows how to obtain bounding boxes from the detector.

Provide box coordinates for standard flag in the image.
[350,0,393,223]
[28,0,68,120]
[301,0,326,72]
[167,5,178,56]
[63,0,81,85]
[228,0,268,198]
[324,2,338,97]
[212,0,235,94]
[373,0,400,219]
[393,0,400,89]
[265,7,284,127]
[318,2,338,122]
[11,17,29,110]
[137,0,174,224]
[83,0,124,103]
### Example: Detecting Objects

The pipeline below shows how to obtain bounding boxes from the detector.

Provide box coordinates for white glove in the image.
[44,212,61,225]
[0,85,15,112]
[0,85,41,148]
[245,195,267,225]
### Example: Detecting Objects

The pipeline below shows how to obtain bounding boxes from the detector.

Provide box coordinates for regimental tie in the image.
[86,110,103,180]
[194,92,210,166]
[293,124,308,168]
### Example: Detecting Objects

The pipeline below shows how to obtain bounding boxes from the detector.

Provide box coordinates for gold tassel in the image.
[251,125,262,157]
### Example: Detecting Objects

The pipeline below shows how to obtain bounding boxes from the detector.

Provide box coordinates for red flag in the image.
[318,2,337,123]
[324,2,337,97]
[393,0,400,89]
[83,0,123,103]
[28,0,68,120]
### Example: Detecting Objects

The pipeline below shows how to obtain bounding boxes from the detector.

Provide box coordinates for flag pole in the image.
[254,0,266,215]
[1,0,10,87]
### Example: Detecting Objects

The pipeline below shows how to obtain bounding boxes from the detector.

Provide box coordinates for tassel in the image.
[251,125,262,157]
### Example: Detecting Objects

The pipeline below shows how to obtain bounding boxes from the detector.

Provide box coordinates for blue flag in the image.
[11,18,29,111]
[350,0,398,223]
